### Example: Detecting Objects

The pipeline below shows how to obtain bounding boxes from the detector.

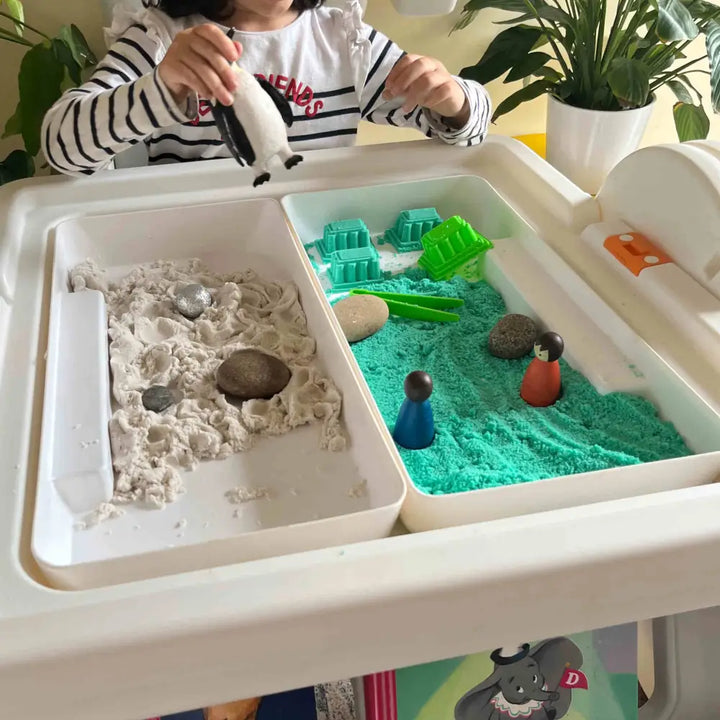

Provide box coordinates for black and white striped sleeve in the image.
[41,24,197,177]
[358,27,491,147]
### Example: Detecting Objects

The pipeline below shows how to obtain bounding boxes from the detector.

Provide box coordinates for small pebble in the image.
[333,294,390,343]
[175,519,187,530]
[142,385,175,413]
[174,283,212,319]
[488,313,538,359]
[217,349,291,400]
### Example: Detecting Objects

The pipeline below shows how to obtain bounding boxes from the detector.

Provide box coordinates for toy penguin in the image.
[393,370,435,450]
[520,331,564,407]
[211,30,303,187]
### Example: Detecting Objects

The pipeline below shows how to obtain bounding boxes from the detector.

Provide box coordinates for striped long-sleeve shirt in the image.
[41,0,491,176]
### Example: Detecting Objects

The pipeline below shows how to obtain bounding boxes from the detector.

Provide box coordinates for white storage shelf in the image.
[2,138,720,720]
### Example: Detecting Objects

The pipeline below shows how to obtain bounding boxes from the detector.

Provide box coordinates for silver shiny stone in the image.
[174,283,212,319]
[142,385,175,413]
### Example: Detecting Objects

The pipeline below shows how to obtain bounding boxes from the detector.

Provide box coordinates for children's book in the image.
[360,624,638,720]
[151,680,356,720]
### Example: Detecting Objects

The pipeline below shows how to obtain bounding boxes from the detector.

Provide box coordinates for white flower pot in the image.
[546,94,655,195]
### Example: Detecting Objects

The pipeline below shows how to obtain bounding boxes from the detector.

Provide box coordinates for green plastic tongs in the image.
[349,288,464,322]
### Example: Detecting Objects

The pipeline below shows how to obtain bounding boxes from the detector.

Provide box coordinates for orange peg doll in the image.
[520,331,564,407]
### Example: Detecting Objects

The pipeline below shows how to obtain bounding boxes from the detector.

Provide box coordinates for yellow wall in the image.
[0,0,717,161]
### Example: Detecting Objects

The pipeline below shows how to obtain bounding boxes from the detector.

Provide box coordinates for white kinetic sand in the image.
[71,258,346,512]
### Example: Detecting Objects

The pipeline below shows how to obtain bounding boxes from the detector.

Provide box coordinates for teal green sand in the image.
[342,270,691,495]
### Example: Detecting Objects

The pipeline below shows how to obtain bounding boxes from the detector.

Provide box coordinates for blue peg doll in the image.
[393,371,435,450]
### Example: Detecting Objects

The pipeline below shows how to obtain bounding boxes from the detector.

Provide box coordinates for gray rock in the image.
[175,283,212,319]
[142,385,175,413]
[217,349,291,400]
[488,314,538,359]
[333,294,389,343]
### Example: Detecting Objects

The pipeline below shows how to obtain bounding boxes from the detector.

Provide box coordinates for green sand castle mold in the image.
[384,208,443,252]
[418,216,494,281]
[329,246,383,290]
[342,269,690,495]
[315,219,372,261]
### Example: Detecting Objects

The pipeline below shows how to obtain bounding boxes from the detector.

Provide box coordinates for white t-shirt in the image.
[41,1,491,176]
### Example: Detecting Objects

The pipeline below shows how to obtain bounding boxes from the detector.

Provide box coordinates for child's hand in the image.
[383,55,469,126]
[159,24,242,107]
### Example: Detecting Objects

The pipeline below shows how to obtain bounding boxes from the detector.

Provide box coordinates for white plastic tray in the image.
[282,175,720,531]
[33,196,406,589]
[6,139,720,720]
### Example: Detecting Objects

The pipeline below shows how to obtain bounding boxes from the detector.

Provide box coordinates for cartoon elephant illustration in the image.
[454,638,583,720]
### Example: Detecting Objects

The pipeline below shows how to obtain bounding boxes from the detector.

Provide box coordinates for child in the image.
[41,0,491,176]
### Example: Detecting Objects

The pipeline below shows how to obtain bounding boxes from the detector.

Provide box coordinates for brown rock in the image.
[488,314,538,359]
[217,349,291,400]
[333,294,389,343]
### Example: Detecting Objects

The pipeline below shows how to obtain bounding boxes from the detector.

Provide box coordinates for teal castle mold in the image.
[315,219,372,262]
[384,208,443,252]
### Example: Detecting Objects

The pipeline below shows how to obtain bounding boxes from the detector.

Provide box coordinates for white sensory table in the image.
[2,137,720,719]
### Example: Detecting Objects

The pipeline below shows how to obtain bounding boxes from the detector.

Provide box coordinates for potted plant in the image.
[454,0,720,193]
[0,0,96,186]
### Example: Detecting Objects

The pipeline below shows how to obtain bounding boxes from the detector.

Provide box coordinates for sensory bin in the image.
[340,269,690,495]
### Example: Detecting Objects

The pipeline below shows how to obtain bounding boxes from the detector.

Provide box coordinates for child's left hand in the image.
[383,54,469,126]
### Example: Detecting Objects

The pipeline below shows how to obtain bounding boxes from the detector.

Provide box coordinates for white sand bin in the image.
[70,258,346,514]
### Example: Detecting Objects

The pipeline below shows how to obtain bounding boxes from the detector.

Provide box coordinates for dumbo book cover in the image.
[361,625,637,720]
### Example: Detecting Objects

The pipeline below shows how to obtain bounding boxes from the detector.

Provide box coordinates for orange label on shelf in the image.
[603,232,673,276]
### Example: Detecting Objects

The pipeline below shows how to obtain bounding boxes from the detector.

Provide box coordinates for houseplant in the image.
[0,0,96,186]
[454,0,720,193]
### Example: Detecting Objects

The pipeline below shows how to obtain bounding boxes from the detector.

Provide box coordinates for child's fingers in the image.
[401,72,441,112]
[195,23,240,63]
[386,56,437,97]
[386,53,414,85]
[416,84,455,113]
[188,37,238,93]
[180,58,234,105]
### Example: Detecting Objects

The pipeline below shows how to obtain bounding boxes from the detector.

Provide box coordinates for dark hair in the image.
[149,0,324,21]
[535,331,564,362]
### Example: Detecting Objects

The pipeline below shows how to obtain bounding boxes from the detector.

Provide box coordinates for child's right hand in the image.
[159,24,241,107]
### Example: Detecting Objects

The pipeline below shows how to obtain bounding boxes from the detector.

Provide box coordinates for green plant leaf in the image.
[673,101,710,139]
[492,79,551,121]
[52,37,81,85]
[690,0,720,23]
[58,24,97,69]
[657,0,699,41]
[459,26,546,85]
[678,72,704,102]
[493,5,574,27]
[2,101,21,138]
[18,42,65,157]
[505,52,552,82]
[533,66,563,82]
[668,78,693,103]
[463,0,544,13]
[707,20,720,111]
[607,58,651,107]
[452,0,547,32]
[0,149,34,186]
[4,0,24,36]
